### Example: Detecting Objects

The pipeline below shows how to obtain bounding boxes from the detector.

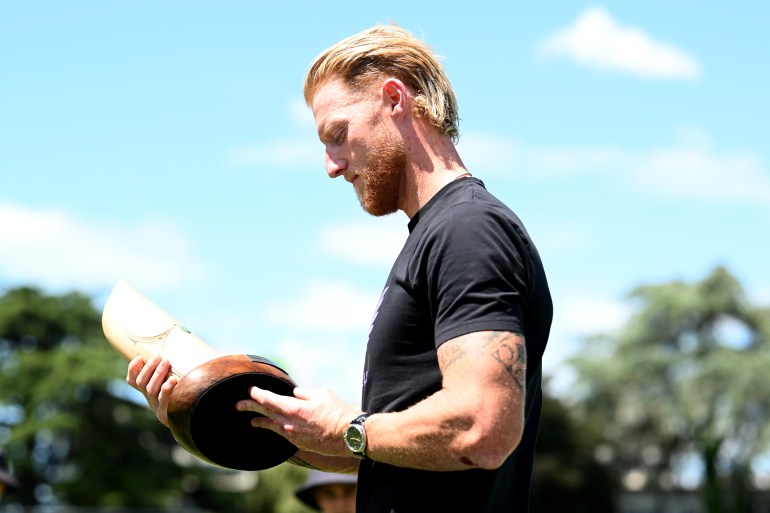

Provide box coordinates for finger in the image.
[235,397,284,434]
[248,385,268,401]
[248,385,291,410]
[126,356,145,388]
[249,415,285,434]
[146,359,171,397]
[135,356,161,389]
[159,376,178,407]
[236,398,271,417]
[156,377,178,427]
[292,387,313,400]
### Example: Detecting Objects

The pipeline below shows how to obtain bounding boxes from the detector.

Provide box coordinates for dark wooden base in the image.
[167,354,298,470]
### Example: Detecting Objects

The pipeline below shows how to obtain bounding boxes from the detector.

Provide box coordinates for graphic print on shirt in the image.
[363,286,389,387]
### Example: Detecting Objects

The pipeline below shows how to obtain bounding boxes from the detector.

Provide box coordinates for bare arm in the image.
[288,451,360,474]
[238,330,527,471]
[363,330,526,470]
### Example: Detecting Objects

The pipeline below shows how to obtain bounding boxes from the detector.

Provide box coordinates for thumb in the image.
[292,387,316,400]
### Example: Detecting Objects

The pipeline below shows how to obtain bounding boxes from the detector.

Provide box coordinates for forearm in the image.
[236,332,525,472]
[289,450,360,474]
[364,386,519,471]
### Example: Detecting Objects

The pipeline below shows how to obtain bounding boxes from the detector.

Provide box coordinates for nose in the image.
[325,148,347,179]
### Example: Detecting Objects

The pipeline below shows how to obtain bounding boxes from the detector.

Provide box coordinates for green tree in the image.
[531,384,617,512]
[571,267,770,513]
[0,286,329,512]
[0,286,194,507]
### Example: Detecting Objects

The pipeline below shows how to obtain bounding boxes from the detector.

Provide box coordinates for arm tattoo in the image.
[490,336,527,392]
[438,339,468,369]
[440,332,527,392]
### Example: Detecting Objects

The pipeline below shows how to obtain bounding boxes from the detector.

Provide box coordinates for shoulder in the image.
[423,180,523,232]
[424,185,531,257]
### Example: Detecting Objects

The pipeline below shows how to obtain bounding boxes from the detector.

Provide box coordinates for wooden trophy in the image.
[102,281,298,471]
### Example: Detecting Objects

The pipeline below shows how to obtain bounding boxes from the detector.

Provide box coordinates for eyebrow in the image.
[318,119,348,144]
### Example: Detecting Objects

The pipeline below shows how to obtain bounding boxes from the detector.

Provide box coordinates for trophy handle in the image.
[101,281,299,470]
[101,281,221,377]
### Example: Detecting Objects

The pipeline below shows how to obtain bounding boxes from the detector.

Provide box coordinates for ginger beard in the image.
[355,127,407,217]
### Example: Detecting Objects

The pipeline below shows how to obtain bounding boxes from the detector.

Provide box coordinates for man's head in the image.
[304,24,459,143]
[295,470,356,513]
[311,73,408,217]
[307,25,461,217]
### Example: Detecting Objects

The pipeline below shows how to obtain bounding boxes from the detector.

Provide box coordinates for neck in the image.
[398,124,469,218]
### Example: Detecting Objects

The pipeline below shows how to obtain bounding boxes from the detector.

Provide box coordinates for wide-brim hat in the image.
[0,450,18,489]
[295,470,357,510]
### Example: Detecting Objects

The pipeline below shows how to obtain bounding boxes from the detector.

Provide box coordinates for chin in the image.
[361,204,397,217]
[360,197,399,217]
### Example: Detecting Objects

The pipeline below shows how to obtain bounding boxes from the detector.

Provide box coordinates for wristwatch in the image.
[343,413,371,458]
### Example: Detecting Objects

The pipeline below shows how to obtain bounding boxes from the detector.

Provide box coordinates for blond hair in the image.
[304,24,460,143]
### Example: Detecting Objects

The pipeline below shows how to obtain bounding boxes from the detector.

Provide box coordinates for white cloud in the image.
[456,132,523,172]
[275,333,365,405]
[631,128,770,202]
[227,97,321,170]
[537,7,701,80]
[261,280,379,333]
[256,280,375,402]
[248,217,408,400]
[226,137,321,169]
[459,128,770,206]
[0,201,205,294]
[536,225,593,254]
[543,291,632,396]
[316,216,408,267]
[458,131,623,179]
[289,96,316,129]
[555,292,631,336]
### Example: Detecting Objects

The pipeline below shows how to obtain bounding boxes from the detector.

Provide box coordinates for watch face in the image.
[344,424,366,452]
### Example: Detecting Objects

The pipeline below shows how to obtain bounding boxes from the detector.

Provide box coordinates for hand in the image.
[236,386,361,457]
[126,356,178,427]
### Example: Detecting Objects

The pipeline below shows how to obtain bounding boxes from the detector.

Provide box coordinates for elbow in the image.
[458,422,523,470]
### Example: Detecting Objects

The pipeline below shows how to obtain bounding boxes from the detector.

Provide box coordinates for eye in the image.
[332,125,348,145]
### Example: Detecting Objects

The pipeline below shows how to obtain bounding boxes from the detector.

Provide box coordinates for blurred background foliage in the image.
[570,266,770,513]
[1,266,768,512]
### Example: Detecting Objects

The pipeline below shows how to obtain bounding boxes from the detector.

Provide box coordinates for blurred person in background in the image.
[0,448,18,502]
[295,470,357,513]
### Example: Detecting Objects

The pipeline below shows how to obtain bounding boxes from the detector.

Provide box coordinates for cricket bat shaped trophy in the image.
[102,281,297,471]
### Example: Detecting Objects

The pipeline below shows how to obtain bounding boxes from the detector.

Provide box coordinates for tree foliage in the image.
[570,267,770,513]
[531,387,617,512]
[0,286,190,506]
[0,286,315,512]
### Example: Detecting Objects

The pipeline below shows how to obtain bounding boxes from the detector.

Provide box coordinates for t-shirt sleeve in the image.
[425,202,533,346]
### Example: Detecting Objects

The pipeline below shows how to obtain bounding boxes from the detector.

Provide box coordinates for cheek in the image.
[346,143,364,168]
[345,130,371,165]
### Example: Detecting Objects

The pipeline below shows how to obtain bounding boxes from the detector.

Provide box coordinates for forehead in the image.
[312,78,372,128]
[313,483,357,497]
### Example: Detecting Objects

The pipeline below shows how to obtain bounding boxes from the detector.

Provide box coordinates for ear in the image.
[381,78,408,118]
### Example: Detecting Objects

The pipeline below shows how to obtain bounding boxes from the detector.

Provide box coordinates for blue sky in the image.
[2,2,769,409]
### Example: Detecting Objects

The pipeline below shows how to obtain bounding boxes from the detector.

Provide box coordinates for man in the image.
[0,448,19,502]
[128,24,552,512]
[295,470,357,513]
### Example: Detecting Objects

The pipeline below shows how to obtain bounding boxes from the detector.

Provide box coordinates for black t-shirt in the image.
[357,178,553,512]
